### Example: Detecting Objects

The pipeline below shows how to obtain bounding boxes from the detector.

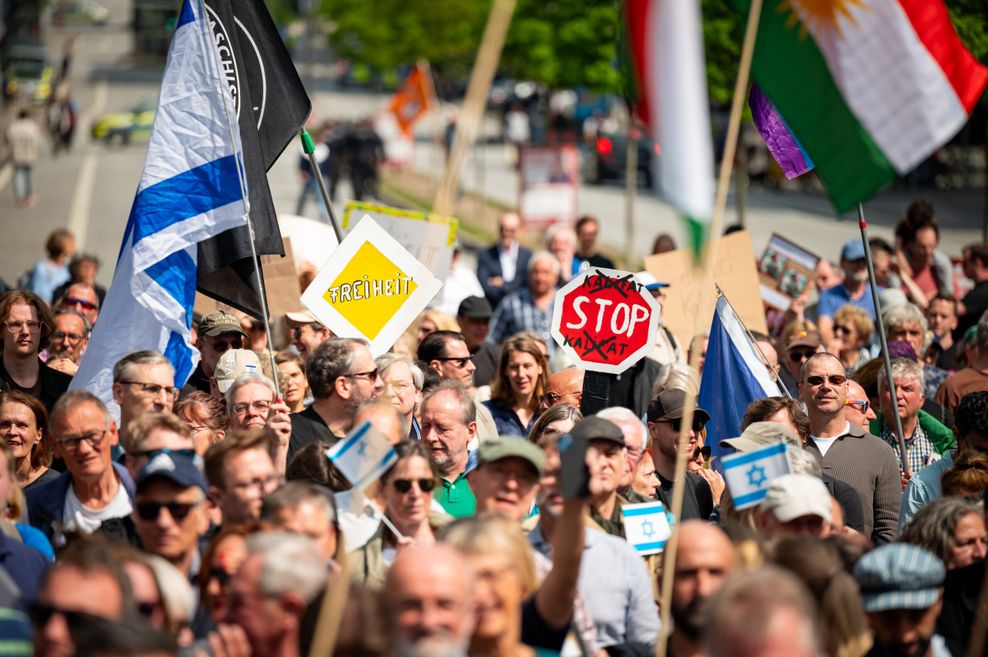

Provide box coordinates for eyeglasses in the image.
[64,297,98,311]
[206,567,232,587]
[130,447,198,461]
[53,330,84,342]
[788,349,816,362]
[655,417,706,433]
[845,399,870,414]
[135,501,199,522]
[232,400,272,415]
[230,474,283,495]
[693,445,712,461]
[3,320,41,333]
[392,478,437,493]
[28,601,103,629]
[436,357,471,368]
[347,369,379,383]
[118,381,180,400]
[137,600,162,618]
[57,427,108,451]
[805,374,847,387]
[834,324,852,336]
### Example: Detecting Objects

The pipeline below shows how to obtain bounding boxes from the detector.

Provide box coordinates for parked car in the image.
[91,97,156,144]
[2,41,53,105]
[583,126,657,187]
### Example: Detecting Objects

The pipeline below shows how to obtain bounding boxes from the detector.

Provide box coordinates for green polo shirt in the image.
[435,471,476,518]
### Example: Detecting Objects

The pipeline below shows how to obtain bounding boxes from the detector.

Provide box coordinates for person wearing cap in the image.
[637,271,685,367]
[111,351,178,457]
[779,328,824,396]
[121,412,196,483]
[575,215,615,271]
[566,416,631,536]
[468,435,544,522]
[800,353,901,544]
[456,296,501,387]
[285,309,331,360]
[184,311,247,395]
[817,238,882,345]
[212,348,261,400]
[132,451,209,579]
[755,473,833,539]
[597,406,651,502]
[647,389,715,521]
[854,543,949,657]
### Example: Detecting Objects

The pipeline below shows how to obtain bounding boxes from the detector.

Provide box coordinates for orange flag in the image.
[388,63,433,135]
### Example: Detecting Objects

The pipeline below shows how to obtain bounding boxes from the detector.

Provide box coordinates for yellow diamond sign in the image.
[301,216,443,355]
[323,241,418,340]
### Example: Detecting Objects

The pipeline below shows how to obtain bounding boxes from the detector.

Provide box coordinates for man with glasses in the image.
[112,351,178,459]
[183,311,247,395]
[288,337,383,464]
[225,373,292,471]
[54,282,100,326]
[121,412,196,482]
[646,389,715,521]
[800,353,901,544]
[204,428,281,525]
[26,391,135,546]
[418,330,498,442]
[285,309,332,360]
[543,367,584,410]
[0,290,73,413]
[597,406,651,504]
[132,451,209,578]
[49,308,90,366]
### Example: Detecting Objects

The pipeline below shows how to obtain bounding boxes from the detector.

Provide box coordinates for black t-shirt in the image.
[472,341,501,388]
[288,406,343,465]
[957,280,988,340]
[0,359,72,413]
[520,596,569,652]
[655,471,714,521]
[937,558,982,657]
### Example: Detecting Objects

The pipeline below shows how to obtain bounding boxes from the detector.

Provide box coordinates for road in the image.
[2,1,983,292]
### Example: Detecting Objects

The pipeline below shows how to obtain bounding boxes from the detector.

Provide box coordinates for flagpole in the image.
[196,0,280,393]
[857,202,911,476]
[300,129,345,243]
[656,1,763,656]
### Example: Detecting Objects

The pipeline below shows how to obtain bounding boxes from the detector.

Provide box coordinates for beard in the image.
[671,596,707,640]
[870,636,933,657]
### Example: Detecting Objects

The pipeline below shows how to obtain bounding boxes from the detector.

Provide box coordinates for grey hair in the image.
[597,406,647,451]
[788,449,822,477]
[245,531,328,604]
[261,481,337,526]
[50,390,112,432]
[225,373,277,414]
[528,250,561,276]
[54,307,92,336]
[901,497,984,566]
[306,337,369,400]
[376,352,424,391]
[112,350,173,383]
[546,225,577,248]
[422,380,476,426]
[883,303,928,343]
[877,357,925,393]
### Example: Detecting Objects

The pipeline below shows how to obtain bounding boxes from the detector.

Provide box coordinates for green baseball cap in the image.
[199,310,247,338]
[478,436,545,476]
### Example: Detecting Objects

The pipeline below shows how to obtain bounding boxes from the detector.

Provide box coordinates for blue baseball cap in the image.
[840,238,866,262]
[853,543,945,612]
[136,452,208,493]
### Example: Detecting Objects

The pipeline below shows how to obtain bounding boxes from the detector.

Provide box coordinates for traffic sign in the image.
[301,215,443,355]
[551,268,660,374]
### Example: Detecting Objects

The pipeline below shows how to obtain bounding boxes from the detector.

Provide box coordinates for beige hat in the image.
[285,309,319,324]
[199,310,247,338]
[760,473,833,523]
[214,349,262,393]
[720,421,800,453]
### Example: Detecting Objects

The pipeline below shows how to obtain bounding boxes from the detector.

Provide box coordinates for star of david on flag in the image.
[325,421,398,490]
[722,441,791,510]
[622,501,672,555]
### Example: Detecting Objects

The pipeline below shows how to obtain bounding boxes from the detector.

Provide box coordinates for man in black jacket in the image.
[476,212,532,309]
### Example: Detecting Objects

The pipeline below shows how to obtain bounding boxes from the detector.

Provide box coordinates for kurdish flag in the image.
[625,0,714,255]
[746,0,988,213]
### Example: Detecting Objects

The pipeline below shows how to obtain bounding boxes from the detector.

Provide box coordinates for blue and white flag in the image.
[698,295,784,469]
[326,421,398,490]
[722,441,791,509]
[621,501,673,555]
[72,0,248,414]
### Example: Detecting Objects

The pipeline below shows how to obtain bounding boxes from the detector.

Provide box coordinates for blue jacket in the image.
[25,462,136,545]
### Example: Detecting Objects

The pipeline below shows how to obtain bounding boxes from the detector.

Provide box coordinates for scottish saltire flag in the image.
[326,421,398,490]
[722,441,791,509]
[748,84,813,180]
[72,0,249,414]
[622,501,672,555]
[699,295,784,470]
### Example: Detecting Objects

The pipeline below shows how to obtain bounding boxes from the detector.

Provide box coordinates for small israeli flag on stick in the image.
[622,501,673,555]
[325,421,398,491]
[722,441,791,510]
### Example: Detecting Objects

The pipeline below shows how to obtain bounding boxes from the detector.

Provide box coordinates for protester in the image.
[467,435,543,523]
[883,304,949,399]
[419,381,477,518]
[936,311,988,414]
[0,440,49,610]
[49,308,89,367]
[261,482,340,564]
[797,353,901,543]
[197,523,256,626]
[957,243,988,337]
[940,449,988,497]
[528,403,581,444]
[204,428,280,525]
[575,215,615,270]
[818,238,880,344]
[547,224,578,282]
[54,282,100,326]
[894,200,953,308]
[52,253,106,307]
[925,294,961,370]
[778,328,823,395]
[756,473,833,539]
[845,379,877,431]
[376,353,422,441]
[8,109,41,208]
[456,296,500,387]
[484,336,548,436]
[225,372,291,470]
[478,212,532,309]
[647,389,714,520]
[900,497,987,569]
[597,405,656,501]
[417,330,498,440]
[487,251,560,355]
[830,305,874,376]
[112,351,177,454]
[121,412,195,483]
[0,290,72,412]
[0,390,56,490]
[353,400,405,445]
[542,367,584,410]
[285,310,332,361]
[182,311,246,395]
[274,351,310,414]
[173,391,227,455]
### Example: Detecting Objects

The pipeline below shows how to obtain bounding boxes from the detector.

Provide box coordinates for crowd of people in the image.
[1,198,988,657]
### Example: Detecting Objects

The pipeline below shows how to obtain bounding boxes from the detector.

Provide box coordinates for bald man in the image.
[844,380,876,431]
[385,545,476,656]
[353,401,405,445]
[543,368,584,410]
[669,521,739,657]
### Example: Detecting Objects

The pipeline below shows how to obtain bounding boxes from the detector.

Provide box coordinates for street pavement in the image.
[2,1,984,292]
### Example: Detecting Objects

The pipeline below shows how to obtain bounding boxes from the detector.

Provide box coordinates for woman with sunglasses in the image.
[198,522,262,624]
[349,441,445,588]
[830,305,874,376]
[484,336,549,437]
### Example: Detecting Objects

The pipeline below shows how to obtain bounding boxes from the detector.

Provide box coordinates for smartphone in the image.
[558,433,591,500]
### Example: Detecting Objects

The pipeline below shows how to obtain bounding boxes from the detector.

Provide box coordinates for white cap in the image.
[634,271,669,291]
[214,349,262,393]
[285,309,319,324]
[760,473,833,523]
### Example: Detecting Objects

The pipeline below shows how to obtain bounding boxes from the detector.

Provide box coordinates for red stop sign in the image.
[551,268,660,374]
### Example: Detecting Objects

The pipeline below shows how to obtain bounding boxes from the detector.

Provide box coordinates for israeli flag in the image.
[622,501,673,555]
[722,441,791,509]
[72,0,248,414]
[326,421,398,490]
[699,295,785,470]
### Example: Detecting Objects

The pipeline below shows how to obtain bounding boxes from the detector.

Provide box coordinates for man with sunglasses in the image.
[54,282,100,326]
[844,379,877,431]
[646,389,715,521]
[112,351,178,459]
[26,391,135,547]
[799,353,901,544]
[121,412,196,482]
[285,309,332,360]
[182,311,247,396]
[132,451,209,579]
[0,290,73,413]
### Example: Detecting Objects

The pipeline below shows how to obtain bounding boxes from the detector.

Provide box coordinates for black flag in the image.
[198,0,311,318]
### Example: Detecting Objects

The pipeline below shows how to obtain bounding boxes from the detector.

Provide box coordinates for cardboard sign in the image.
[643,230,766,351]
[301,216,443,355]
[551,268,660,374]
[519,145,579,227]
[622,501,673,555]
[342,200,457,280]
[758,233,821,334]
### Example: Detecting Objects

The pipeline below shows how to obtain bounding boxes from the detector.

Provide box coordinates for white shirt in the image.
[499,241,520,284]
[60,482,133,544]
[810,422,850,458]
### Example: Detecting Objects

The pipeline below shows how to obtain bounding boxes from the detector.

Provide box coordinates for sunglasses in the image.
[805,374,847,387]
[693,445,712,461]
[392,478,436,493]
[28,602,103,629]
[436,357,471,368]
[655,417,706,433]
[347,369,379,383]
[789,349,816,362]
[834,324,852,335]
[845,399,870,413]
[64,296,97,311]
[206,567,232,587]
[135,501,198,522]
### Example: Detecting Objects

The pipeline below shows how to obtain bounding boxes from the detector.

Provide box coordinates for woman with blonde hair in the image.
[831,304,874,375]
[484,336,549,436]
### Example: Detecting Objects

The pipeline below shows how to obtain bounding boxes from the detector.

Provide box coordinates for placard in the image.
[757,233,820,334]
[518,145,579,227]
